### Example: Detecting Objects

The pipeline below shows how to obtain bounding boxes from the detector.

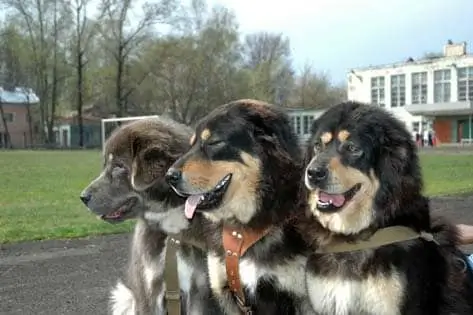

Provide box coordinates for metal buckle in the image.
[235,294,253,315]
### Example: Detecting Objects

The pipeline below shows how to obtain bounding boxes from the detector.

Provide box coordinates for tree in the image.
[2,0,72,143]
[98,0,178,116]
[70,0,103,147]
[139,0,243,124]
[242,32,294,104]
[0,23,33,148]
[0,0,349,142]
[290,62,346,109]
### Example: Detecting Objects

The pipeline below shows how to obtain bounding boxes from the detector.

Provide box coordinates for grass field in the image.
[1,150,473,244]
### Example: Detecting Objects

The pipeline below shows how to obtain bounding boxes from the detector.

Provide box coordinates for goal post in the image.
[101,115,160,152]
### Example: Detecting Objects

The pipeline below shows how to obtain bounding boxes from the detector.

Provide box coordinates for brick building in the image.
[0,87,39,148]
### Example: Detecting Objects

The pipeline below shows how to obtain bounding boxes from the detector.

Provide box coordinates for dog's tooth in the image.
[200,195,205,201]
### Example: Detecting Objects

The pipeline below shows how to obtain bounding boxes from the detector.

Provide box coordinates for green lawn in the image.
[0,150,133,244]
[0,150,472,244]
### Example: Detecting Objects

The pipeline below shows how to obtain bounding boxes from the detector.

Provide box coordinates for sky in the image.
[209,0,473,84]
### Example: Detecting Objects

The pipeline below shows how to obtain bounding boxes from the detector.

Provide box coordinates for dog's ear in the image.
[130,137,170,192]
[376,134,422,213]
[241,103,300,162]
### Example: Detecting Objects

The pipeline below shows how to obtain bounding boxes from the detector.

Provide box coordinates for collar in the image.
[317,225,438,254]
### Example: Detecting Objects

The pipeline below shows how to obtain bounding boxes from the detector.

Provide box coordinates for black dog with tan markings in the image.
[301,101,473,315]
[166,100,314,315]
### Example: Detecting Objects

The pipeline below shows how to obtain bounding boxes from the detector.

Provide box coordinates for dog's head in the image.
[80,117,192,223]
[304,101,422,235]
[165,99,302,228]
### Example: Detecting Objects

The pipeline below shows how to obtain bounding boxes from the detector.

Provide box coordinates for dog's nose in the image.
[80,192,92,206]
[165,168,182,185]
[307,166,328,183]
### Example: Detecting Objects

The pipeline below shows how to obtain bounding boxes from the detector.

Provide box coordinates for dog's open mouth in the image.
[316,183,362,213]
[101,198,136,223]
[181,174,232,219]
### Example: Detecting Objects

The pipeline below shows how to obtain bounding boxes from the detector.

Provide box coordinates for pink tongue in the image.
[319,191,346,207]
[185,195,203,219]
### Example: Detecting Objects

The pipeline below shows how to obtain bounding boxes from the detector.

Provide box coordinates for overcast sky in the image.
[209,0,473,84]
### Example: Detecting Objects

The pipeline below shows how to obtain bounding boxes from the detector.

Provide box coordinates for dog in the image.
[301,101,473,315]
[80,117,222,315]
[165,99,315,315]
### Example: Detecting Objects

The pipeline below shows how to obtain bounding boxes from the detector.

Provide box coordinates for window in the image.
[3,112,14,122]
[433,69,451,103]
[295,116,301,135]
[371,76,385,107]
[308,115,314,132]
[289,116,295,131]
[457,66,473,101]
[302,115,315,135]
[411,72,428,104]
[303,116,309,134]
[390,74,406,107]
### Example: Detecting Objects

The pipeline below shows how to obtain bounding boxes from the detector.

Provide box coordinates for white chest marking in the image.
[306,272,404,315]
[208,252,307,298]
[176,251,193,294]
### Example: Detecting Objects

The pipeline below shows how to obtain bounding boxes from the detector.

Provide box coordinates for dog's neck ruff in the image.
[317,225,438,254]
[222,225,272,314]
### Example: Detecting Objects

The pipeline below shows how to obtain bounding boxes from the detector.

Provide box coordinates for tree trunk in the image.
[77,51,84,147]
[48,0,59,145]
[26,103,33,147]
[0,101,12,149]
[116,45,125,117]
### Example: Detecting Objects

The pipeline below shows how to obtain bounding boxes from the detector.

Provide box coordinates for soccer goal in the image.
[101,115,160,152]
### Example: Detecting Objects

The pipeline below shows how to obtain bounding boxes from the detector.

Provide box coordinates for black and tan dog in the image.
[165,100,315,315]
[80,117,221,315]
[301,101,473,315]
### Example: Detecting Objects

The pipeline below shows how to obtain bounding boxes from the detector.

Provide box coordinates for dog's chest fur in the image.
[305,251,405,315]
[206,226,314,314]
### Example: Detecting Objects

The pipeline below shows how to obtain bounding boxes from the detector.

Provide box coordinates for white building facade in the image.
[347,41,473,143]
[286,108,325,144]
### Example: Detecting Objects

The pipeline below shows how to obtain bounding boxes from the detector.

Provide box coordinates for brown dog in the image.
[80,117,222,315]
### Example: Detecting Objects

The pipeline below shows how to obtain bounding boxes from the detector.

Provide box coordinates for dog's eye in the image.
[207,140,225,147]
[343,142,362,156]
[313,141,323,153]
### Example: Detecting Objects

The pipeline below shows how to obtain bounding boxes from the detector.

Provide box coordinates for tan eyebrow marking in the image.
[338,130,350,142]
[200,128,211,141]
[321,132,332,144]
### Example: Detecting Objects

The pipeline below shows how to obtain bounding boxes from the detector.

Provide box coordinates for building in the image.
[347,41,473,144]
[54,108,102,148]
[0,87,39,148]
[286,107,325,143]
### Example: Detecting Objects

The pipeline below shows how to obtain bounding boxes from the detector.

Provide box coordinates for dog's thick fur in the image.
[80,117,221,314]
[301,101,473,315]
[166,100,314,314]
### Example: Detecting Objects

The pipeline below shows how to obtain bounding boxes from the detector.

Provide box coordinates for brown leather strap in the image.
[222,226,271,314]
[165,237,181,315]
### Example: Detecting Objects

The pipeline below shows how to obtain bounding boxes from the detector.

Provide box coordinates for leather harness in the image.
[219,225,437,315]
[165,224,437,315]
[222,226,272,314]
